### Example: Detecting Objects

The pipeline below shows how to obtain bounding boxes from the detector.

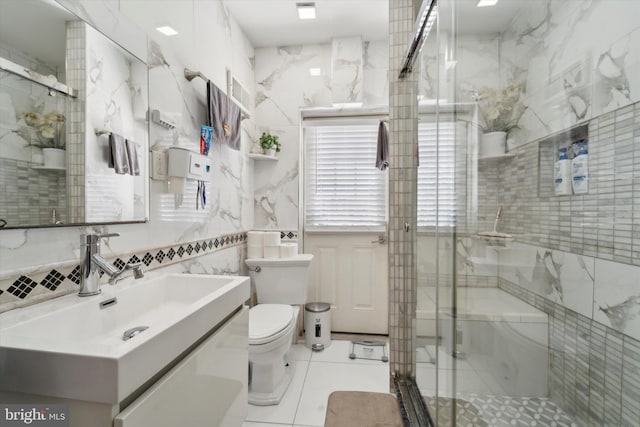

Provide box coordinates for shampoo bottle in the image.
[572,140,588,194]
[555,147,571,195]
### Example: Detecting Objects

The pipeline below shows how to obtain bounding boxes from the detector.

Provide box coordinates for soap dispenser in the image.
[572,140,588,194]
[554,147,571,195]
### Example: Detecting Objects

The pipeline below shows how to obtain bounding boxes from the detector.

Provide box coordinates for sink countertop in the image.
[0,273,250,404]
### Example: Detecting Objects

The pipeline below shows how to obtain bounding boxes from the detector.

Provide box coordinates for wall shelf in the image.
[31,165,66,171]
[478,152,516,161]
[248,153,278,161]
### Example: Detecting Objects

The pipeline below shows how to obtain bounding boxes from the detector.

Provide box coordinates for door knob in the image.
[372,235,387,244]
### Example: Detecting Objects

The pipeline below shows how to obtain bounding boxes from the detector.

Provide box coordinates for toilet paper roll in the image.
[263,245,281,259]
[247,231,264,247]
[280,242,298,258]
[247,244,263,259]
[263,232,281,247]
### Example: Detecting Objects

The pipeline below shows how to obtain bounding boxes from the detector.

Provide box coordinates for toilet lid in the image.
[249,304,294,344]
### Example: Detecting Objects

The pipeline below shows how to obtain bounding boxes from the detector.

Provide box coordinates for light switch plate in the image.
[151,150,168,180]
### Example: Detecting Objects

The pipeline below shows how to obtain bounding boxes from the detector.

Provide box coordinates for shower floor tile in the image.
[424,394,580,427]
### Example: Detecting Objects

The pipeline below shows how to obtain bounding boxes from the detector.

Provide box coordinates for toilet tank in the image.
[245,254,313,304]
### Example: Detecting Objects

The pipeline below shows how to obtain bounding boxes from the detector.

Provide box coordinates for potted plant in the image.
[19,110,66,168]
[473,84,526,157]
[259,132,280,157]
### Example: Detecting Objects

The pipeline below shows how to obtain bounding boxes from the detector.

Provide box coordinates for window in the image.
[304,119,386,230]
[417,120,461,227]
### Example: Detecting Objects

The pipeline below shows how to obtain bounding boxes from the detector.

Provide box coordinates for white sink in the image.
[0,273,250,404]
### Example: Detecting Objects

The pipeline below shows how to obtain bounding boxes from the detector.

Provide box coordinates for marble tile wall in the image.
[500,0,640,150]
[83,23,147,223]
[330,36,364,105]
[0,0,256,311]
[253,40,388,230]
[484,102,640,342]
[499,279,640,426]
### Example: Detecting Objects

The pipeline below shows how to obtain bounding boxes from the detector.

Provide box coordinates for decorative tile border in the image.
[498,278,640,426]
[0,231,247,312]
[279,230,298,241]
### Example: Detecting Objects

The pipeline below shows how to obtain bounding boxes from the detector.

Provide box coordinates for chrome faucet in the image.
[79,233,144,296]
[108,262,144,285]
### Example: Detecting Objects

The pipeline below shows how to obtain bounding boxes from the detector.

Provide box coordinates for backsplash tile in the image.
[0,231,247,313]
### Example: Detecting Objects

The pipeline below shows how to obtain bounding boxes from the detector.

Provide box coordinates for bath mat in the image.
[324,391,403,427]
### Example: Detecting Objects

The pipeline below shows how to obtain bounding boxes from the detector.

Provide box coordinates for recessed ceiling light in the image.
[309,68,322,76]
[156,26,179,36]
[477,0,499,7]
[297,2,316,20]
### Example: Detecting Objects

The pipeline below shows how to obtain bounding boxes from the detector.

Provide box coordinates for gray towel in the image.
[207,80,241,151]
[108,133,130,174]
[125,139,140,176]
[376,121,389,171]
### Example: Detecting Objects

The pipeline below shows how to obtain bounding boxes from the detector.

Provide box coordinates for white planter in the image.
[31,147,44,165]
[479,131,507,158]
[42,148,66,169]
[264,148,277,157]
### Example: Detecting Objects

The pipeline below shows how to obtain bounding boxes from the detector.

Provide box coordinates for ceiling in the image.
[223,0,525,48]
[0,0,74,70]
[223,0,389,48]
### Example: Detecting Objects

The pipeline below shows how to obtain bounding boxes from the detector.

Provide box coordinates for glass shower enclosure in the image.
[414,0,640,425]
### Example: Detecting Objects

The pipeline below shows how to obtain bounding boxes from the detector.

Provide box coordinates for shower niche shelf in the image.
[478,152,515,161]
[31,165,67,171]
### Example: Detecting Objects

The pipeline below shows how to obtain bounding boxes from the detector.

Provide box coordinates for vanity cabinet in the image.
[114,306,248,427]
[0,306,249,427]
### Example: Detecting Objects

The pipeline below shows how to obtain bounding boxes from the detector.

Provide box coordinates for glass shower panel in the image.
[416,0,640,425]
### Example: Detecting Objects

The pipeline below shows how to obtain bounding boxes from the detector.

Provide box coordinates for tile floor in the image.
[243,340,390,427]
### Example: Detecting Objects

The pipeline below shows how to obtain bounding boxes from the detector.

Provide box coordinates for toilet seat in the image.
[249,304,295,345]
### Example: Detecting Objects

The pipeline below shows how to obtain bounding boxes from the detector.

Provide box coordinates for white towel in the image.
[375,121,389,171]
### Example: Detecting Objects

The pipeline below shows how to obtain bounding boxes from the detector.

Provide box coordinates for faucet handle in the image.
[97,232,120,239]
[81,232,120,245]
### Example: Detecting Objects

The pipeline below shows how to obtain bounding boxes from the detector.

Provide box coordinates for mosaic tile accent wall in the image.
[0,231,247,312]
[482,102,640,266]
[65,20,86,223]
[499,278,640,427]
[0,158,67,226]
[388,0,420,378]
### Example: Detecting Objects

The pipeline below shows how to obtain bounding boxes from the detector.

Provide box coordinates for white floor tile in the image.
[310,339,389,365]
[290,343,312,361]
[243,422,291,427]
[246,360,309,425]
[293,361,390,427]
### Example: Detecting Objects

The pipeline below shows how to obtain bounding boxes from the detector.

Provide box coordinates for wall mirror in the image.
[0,0,149,229]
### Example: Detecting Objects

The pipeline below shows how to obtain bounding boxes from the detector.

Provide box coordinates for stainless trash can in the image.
[305,302,331,351]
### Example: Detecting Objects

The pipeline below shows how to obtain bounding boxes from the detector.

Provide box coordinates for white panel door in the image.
[305,233,388,334]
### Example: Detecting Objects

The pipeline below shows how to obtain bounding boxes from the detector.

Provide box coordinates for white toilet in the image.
[245,253,313,406]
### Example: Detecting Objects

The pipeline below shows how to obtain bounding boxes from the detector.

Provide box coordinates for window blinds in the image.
[304,122,386,230]
[417,121,458,227]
